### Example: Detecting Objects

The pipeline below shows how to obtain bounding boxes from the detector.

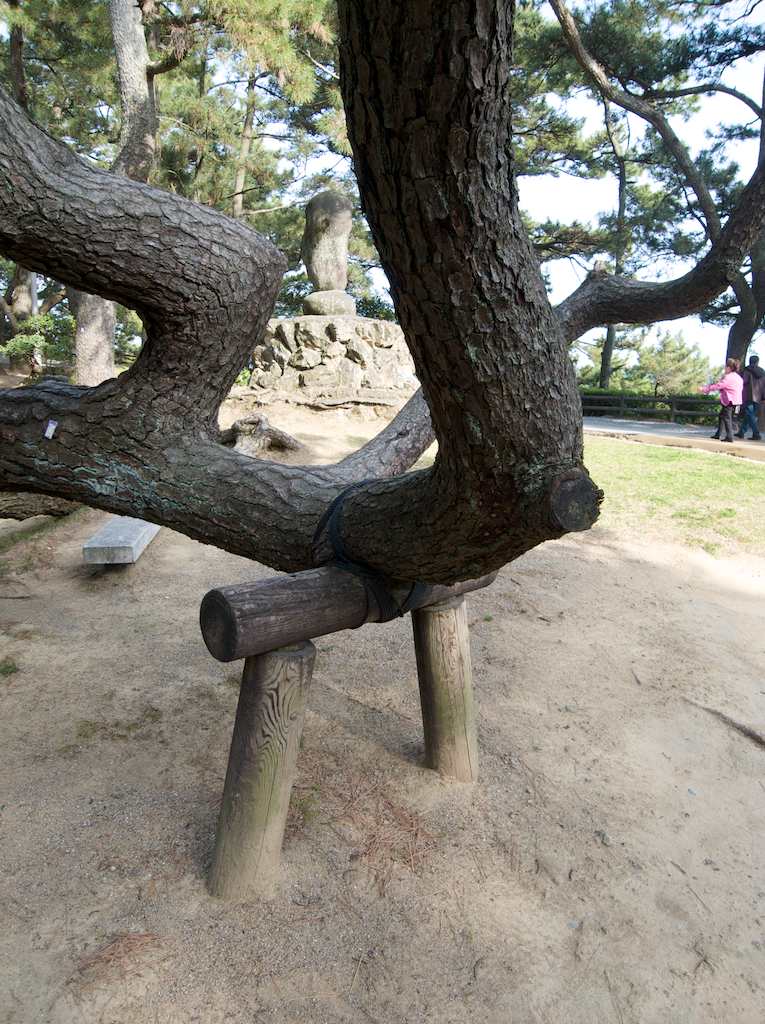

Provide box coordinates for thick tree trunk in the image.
[67,288,117,386]
[726,233,765,362]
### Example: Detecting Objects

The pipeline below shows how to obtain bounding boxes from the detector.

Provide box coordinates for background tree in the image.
[547,0,765,366]
[579,329,713,393]
[626,331,713,395]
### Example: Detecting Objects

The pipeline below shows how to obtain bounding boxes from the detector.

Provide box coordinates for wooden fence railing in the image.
[580,391,719,424]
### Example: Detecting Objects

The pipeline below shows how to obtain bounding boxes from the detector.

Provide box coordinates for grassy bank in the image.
[584,435,763,554]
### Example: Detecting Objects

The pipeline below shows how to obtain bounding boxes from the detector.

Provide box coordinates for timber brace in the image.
[312,481,429,621]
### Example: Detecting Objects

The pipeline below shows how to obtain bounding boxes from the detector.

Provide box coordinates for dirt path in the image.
[1,404,763,1024]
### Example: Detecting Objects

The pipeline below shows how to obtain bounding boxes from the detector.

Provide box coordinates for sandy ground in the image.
[1,402,764,1024]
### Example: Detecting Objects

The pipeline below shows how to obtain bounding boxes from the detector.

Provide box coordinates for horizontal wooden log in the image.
[200,566,496,662]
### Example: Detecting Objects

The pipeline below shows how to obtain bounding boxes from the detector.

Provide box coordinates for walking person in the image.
[701,357,743,443]
[735,354,764,441]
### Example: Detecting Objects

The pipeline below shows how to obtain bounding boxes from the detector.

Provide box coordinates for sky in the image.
[515,8,765,369]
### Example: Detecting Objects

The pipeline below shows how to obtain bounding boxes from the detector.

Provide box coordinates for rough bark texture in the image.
[8,2,28,111]
[109,0,157,181]
[4,2,762,564]
[67,288,117,386]
[330,0,601,581]
[2,1,607,586]
[0,492,78,519]
[553,165,765,343]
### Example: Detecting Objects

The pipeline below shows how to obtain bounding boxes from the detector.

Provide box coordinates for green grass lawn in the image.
[584,435,764,555]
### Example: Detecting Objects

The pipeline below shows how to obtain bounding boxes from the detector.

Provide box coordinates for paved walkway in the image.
[583,416,765,462]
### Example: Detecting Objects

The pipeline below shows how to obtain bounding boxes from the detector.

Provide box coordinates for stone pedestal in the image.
[302,290,356,317]
[250,315,417,395]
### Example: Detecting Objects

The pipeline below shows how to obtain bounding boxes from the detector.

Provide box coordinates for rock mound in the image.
[250,315,417,395]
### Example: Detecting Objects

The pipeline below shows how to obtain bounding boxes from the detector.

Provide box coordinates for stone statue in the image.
[301,190,356,316]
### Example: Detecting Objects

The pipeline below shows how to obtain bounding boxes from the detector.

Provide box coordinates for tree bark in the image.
[4,1,38,371]
[232,75,258,220]
[554,159,765,343]
[8,1,28,111]
[7,264,37,322]
[67,288,117,386]
[0,492,78,519]
[68,0,160,389]
[110,0,157,181]
[725,73,765,361]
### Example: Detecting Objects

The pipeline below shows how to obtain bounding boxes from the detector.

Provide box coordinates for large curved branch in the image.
[0,87,285,421]
[336,389,434,479]
[554,159,765,339]
[643,82,763,119]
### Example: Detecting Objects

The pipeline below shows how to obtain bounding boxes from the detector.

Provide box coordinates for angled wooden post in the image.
[208,641,316,899]
[411,595,478,782]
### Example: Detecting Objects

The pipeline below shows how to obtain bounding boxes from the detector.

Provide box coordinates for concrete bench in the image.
[82,516,161,565]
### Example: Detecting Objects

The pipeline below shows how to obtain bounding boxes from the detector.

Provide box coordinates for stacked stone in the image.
[251,315,417,393]
[249,189,417,398]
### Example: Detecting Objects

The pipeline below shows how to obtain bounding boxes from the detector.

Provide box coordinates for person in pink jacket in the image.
[701,357,744,442]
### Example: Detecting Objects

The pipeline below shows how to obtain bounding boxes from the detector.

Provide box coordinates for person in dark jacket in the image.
[735,354,765,441]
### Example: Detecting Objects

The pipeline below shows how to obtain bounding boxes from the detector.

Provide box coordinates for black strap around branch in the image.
[313,480,428,620]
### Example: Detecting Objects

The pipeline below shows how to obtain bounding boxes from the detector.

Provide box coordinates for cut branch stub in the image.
[200,567,497,662]
[548,469,604,534]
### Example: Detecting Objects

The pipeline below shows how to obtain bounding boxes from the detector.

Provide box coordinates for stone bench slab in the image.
[82,516,161,565]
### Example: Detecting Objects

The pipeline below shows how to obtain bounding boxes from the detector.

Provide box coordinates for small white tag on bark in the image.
[44,419,58,439]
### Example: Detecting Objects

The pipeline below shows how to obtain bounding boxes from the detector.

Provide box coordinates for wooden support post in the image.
[411,595,478,783]
[208,641,316,899]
